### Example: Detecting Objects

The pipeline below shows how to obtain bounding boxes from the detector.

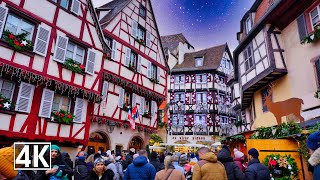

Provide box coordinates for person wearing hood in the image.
[307,130,320,179]
[114,153,124,180]
[107,150,114,163]
[192,147,227,180]
[124,150,156,180]
[149,151,163,172]
[74,155,89,180]
[244,148,269,180]
[155,155,185,180]
[61,152,74,180]
[87,158,114,180]
[217,145,243,180]
[233,149,245,173]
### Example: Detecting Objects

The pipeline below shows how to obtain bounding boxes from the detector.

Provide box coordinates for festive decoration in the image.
[0,94,14,111]
[142,111,151,118]
[64,58,85,74]
[221,134,246,144]
[302,26,320,44]
[51,110,74,124]
[2,30,33,51]
[135,36,146,46]
[104,73,165,103]
[149,133,163,145]
[103,53,112,60]
[0,63,101,102]
[128,62,137,71]
[122,103,130,112]
[250,122,301,139]
[263,154,299,180]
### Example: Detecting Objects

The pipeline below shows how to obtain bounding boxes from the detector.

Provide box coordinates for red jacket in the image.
[234,158,245,172]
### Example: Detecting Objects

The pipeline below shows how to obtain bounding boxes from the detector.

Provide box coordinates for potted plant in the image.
[2,30,33,51]
[135,36,146,46]
[64,58,85,73]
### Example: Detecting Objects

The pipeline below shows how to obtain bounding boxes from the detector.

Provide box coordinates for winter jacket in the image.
[155,168,186,180]
[114,161,124,180]
[192,152,228,180]
[309,147,320,179]
[173,161,185,175]
[150,159,163,172]
[106,161,120,180]
[233,158,245,173]
[217,148,244,180]
[244,158,269,180]
[74,159,89,180]
[35,155,73,180]
[62,152,74,180]
[122,155,133,170]
[87,162,94,172]
[124,156,156,180]
[86,169,114,180]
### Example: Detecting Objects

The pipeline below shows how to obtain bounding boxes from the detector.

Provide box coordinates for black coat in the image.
[86,169,114,180]
[74,160,89,180]
[244,159,269,180]
[217,148,244,180]
[149,159,164,172]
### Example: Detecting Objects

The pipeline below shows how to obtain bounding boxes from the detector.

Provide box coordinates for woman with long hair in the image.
[155,156,185,180]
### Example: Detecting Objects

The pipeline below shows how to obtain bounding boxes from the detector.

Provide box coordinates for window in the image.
[196,74,207,84]
[60,0,70,9]
[151,64,157,79]
[105,37,112,47]
[0,79,15,100]
[174,75,185,84]
[129,51,137,67]
[174,93,185,103]
[4,14,35,41]
[245,16,252,34]
[137,25,145,41]
[261,87,271,112]
[66,41,85,64]
[310,6,320,28]
[124,91,131,107]
[145,100,151,113]
[52,94,71,112]
[243,44,254,71]
[196,92,207,104]
[172,115,184,126]
[195,57,204,67]
[220,116,228,124]
[315,59,320,88]
[139,5,146,18]
[194,115,206,126]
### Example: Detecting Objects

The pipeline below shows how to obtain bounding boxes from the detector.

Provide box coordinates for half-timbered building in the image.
[166,44,236,147]
[0,0,107,156]
[91,0,168,153]
[233,0,318,130]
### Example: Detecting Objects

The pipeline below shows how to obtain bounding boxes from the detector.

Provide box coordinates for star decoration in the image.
[21,40,28,46]
[3,102,10,109]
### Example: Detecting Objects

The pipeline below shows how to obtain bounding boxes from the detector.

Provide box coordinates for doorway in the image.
[128,136,144,153]
[86,132,110,156]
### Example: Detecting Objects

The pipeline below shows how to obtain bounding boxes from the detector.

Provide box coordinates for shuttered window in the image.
[310,6,320,29]
[147,61,152,78]
[85,49,96,75]
[0,5,8,38]
[66,41,85,64]
[102,81,109,99]
[146,31,151,47]
[74,98,85,123]
[53,35,69,63]
[124,47,131,66]
[52,94,71,112]
[39,89,54,118]
[243,44,254,71]
[151,64,156,79]
[131,20,138,37]
[118,87,124,108]
[151,101,157,117]
[297,14,308,42]
[137,55,142,73]
[71,0,81,15]
[4,13,35,41]
[111,40,117,60]
[315,59,320,88]
[139,97,145,114]
[0,79,15,101]
[34,25,51,56]
[16,82,35,113]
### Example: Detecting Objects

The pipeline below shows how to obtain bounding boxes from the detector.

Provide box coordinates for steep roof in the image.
[161,33,193,54]
[172,44,227,72]
[96,0,131,24]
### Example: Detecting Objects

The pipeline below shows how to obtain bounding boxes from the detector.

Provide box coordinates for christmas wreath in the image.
[263,154,299,180]
[2,30,33,51]
[51,109,74,124]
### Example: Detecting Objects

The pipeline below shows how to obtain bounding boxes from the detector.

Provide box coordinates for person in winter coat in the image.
[172,153,185,175]
[86,154,95,172]
[87,158,114,180]
[124,150,156,180]
[106,150,114,163]
[35,145,73,180]
[244,148,269,180]
[122,154,133,171]
[217,145,243,180]
[149,151,163,172]
[233,149,245,173]
[0,144,24,179]
[114,154,124,180]
[307,130,320,179]
[193,147,228,180]
[155,155,185,180]
[62,152,74,180]
[74,155,89,180]
[105,160,119,180]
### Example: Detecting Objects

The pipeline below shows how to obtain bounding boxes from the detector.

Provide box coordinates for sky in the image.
[92,0,255,51]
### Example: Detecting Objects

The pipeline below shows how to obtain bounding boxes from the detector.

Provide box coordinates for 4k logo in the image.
[14,142,51,170]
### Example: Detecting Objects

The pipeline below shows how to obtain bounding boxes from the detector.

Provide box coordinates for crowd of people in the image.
[1,130,320,179]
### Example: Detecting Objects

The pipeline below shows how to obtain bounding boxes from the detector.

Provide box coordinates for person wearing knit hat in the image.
[87,157,114,180]
[244,148,269,180]
[233,148,245,173]
[0,144,24,179]
[307,130,320,179]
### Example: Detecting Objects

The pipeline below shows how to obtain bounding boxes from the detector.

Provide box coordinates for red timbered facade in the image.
[92,0,168,151]
[0,0,107,151]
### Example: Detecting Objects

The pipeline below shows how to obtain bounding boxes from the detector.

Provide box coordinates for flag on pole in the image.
[130,105,139,130]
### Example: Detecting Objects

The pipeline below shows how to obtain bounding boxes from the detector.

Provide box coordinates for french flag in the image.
[130,106,139,130]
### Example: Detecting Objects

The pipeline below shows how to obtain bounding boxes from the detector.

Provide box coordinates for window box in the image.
[122,103,130,112]
[0,93,15,111]
[103,53,113,61]
[128,62,137,72]
[64,58,85,74]
[149,78,159,84]
[302,26,320,44]
[51,109,74,124]
[2,30,33,51]
[142,111,151,118]
[135,37,146,46]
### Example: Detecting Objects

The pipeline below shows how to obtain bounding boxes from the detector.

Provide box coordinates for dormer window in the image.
[245,16,252,34]
[310,6,320,29]
[195,57,204,67]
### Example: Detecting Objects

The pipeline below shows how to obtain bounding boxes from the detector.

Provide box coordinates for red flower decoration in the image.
[14,41,20,46]
[80,64,85,69]
[9,34,14,39]
[55,112,60,116]
[0,104,2,108]
[67,114,72,119]
[60,114,65,118]
[0,98,2,102]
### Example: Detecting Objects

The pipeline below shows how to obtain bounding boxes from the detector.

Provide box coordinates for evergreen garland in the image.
[2,30,33,51]
[64,58,85,74]
[51,109,74,124]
